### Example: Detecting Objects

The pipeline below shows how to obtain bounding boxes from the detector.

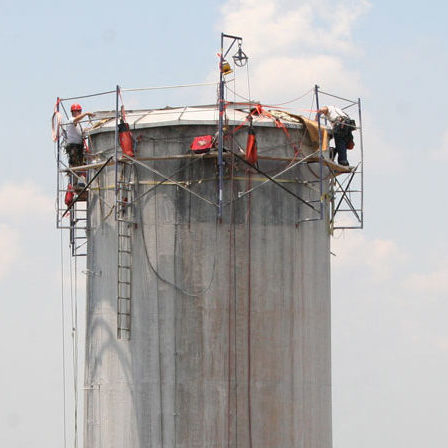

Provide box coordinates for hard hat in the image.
[71,103,82,112]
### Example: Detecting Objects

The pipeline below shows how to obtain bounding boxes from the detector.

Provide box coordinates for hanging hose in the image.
[135,163,217,298]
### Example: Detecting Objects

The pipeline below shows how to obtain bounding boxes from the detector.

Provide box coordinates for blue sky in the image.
[1,1,448,447]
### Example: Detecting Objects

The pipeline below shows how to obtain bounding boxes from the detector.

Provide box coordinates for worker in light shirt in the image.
[64,103,95,190]
[65,103,95,167]
[316,105,354,167]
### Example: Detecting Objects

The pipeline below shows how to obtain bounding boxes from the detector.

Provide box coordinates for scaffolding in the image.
[54,58,364,341]
[315,87,364,231]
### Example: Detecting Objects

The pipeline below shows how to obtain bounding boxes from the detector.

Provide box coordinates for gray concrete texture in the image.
[84,121,332,448]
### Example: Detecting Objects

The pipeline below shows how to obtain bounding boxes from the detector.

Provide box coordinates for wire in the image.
[130,156,204,205]
[227,154,234,448]
[246,60,251,104]
[318,89,357,104]
[152,171,165,448]
[68,248,78,448]
[122,81,218,92]
[136,163,217,298]
[224,85,314,108]
[247,173,253,448]
[60,89,116,101]
[270,88,314,107]
[125,154,218,208]
[60,230,68,448]
[73,256,79,448]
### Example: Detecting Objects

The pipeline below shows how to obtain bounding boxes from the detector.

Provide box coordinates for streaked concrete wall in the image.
[84,123,332,448]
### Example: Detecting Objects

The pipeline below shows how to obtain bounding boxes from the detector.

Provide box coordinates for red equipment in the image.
[118,120,135,157]
[190,135,214,154]
[64,184,74,206]
[245,127,258,164]
[70,103,82,112]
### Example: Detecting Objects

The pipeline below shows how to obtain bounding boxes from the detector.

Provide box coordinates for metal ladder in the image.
[69,199,89,257]
[116,162,135,340]
[57,166,89,257]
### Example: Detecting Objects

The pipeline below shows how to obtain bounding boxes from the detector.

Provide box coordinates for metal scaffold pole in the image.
[56,97,61,229]
[217,32,247,221]
[358,97,364,229]
[114,85,120,220]
[315,84,324,220]
[218,33,225,220]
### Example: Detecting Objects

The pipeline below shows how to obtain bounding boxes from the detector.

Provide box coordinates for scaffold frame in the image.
[314,86,364,231]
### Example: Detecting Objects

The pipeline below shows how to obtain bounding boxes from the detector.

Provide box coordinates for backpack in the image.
[333,117,356,141]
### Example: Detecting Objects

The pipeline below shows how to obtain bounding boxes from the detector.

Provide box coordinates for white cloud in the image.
[243,55,363,104]
[332,231,408,281]
[405,259,448,297]
[220,0,371,57]
[360,110,406,173]
[0,182,54,280]
[332,230,448,302]
[217,0,371,101]
[430,128,448,162]
[0,182,53,220]
[0,224,19,280]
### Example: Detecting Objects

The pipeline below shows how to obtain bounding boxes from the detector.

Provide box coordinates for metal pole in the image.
[56,97,61,228]
[358,98,364,229]
[114,85,119,220]
[217,33,225,220]
[217,33,244,220]
[315,85,324,220]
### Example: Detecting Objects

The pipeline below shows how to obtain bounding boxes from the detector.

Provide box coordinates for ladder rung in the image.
[118,280,131,284]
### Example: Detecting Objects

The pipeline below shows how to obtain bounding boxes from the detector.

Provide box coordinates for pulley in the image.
[233,43,248,67]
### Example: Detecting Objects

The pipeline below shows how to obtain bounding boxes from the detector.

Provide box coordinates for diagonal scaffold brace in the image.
[62,156,113,217]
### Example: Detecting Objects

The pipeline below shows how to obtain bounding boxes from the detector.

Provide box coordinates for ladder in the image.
[69,198,88,257]
[116,162,135,340]
[57,167,89,257]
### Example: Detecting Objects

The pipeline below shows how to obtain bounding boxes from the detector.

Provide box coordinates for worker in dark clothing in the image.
[316,106,355,166]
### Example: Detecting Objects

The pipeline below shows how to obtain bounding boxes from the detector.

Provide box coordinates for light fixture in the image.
[221,60,233,75]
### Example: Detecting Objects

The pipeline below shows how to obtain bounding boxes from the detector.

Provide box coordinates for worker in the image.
[316,106,355,166]
[65,103,95,188]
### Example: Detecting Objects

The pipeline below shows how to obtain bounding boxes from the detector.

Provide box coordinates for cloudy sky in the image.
[1,0,448,447]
